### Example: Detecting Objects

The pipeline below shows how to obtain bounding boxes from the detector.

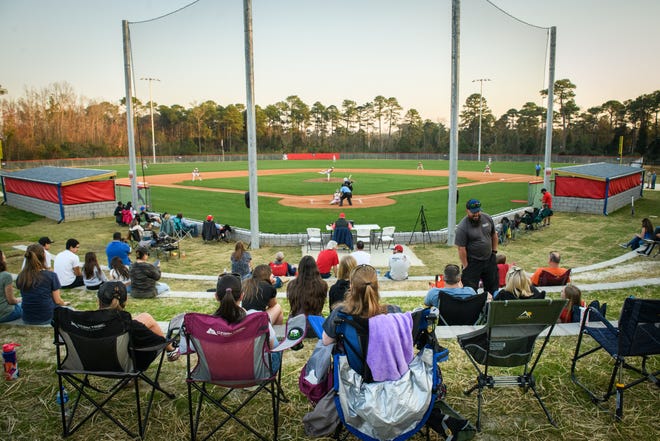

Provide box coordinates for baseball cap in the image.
[466,199,482,213]
[394,244,404,253]
[339,212,345,218]
[216,273,242,296]
[206,215,213,221]
[38,237,54,246]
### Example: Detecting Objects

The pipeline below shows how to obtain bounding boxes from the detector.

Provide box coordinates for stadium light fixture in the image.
[140,77,160,164]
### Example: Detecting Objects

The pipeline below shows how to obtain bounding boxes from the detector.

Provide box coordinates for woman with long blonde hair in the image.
[494,266,543,300]
[322,264,401,345]
[328,255,357,311]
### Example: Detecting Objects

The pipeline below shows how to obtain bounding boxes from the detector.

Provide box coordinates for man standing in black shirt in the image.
[455,199,499,295]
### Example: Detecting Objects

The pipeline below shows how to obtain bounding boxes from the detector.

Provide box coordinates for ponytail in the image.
[97,281,128,310]
[17,244,45,290]
[213,273,245,323]
[214,287,245,324]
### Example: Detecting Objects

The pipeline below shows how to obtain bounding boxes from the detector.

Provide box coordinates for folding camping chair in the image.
[436,291,488,326]
[457,299,566,430]
[183,312,306,441]
[332,307,452,441]
[536,268,571,286]
[173,217,194,240]
[570,297,660,420]
[638,226,660,258]
[52,307,174,439]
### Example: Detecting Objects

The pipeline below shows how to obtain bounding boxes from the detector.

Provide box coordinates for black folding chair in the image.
[436,291,487,326]
[457,299,566,430]
[638,226,660,257]
[53,307,174,439]
[570,297,660,420]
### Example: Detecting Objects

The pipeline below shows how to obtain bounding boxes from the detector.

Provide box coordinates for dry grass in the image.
[2,313,659,441]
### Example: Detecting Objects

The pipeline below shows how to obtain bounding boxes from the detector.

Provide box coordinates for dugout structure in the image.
[552,163,643,215]
[0,166,117,222]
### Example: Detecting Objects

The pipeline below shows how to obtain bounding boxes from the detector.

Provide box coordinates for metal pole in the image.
[141,77,160,164]
[447,0,460,246]
[122,20,138,206]
[478,82,482,162]
[543,26,556,190]
[472,78,490,162]
[243,0,260,248]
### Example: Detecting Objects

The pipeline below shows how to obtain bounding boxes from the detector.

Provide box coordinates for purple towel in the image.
[366,312,413,381]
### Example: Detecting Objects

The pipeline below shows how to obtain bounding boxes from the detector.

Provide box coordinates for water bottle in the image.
[2,343,20,380]
[56,387,70,416]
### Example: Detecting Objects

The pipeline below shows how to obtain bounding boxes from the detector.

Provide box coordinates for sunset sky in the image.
[2,0,658,122]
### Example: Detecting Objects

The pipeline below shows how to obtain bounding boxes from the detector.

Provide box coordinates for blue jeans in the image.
[0,304,23,323]
[270,352,282,375]
[156,282,170,295]
[626,236,644,250]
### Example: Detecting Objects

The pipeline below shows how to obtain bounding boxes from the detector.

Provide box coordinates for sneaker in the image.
[167,348,180,362]
[619,243,628,249]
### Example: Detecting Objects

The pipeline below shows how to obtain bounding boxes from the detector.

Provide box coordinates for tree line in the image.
[1,79,658,162]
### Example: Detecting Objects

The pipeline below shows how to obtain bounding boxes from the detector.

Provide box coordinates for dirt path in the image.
[116,168,532,209]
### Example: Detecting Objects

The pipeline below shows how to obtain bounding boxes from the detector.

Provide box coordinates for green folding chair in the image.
[457,299,566,430]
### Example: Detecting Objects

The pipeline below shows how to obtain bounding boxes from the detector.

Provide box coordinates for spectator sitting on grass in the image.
[351,240,371,266]
[385,244,410,281]
[129,246,169,298]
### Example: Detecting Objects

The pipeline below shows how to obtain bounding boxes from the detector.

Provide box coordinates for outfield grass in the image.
[179,173,472,195]
[111,158,561,176]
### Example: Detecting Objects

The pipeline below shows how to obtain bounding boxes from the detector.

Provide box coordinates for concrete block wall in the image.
[554,184,642,215]
[605,185,642,214]
[5,192,115,221]
[63,201,116,220]
[553,196,604,214]
[6,193,63,220]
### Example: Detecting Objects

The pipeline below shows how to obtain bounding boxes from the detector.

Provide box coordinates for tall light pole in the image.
[140,77,160,164]
[472,78,490,162]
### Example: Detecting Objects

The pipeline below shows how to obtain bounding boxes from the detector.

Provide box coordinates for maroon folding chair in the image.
[183,312,306,441]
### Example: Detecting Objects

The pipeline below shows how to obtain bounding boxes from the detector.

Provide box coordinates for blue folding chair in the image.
[332,308,452,441]
[570,297,660,420]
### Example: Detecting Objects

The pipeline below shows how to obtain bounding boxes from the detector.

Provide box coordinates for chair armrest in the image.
[271,314,307,352]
